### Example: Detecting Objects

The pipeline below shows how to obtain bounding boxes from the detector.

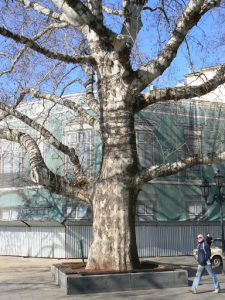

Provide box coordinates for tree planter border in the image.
[51,265,188,295]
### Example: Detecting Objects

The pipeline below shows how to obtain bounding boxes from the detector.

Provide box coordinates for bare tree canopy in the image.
[0,0,224,271]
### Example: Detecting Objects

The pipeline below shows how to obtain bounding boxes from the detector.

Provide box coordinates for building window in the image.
[0,141,24,174]
[135,117,155,169]
[136,192,157,222]
[186,200,205,221]
[184,127,202,180]
[204,130,224,154]
[66,205,90,220]
[66,207,76,219]
[136,201,155,222]
[0,208,20,221]
[11,210,19,220]
[64,130,92,175]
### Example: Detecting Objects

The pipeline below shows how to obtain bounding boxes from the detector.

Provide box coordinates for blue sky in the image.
[0,1,224,98]
[138,5,225,88]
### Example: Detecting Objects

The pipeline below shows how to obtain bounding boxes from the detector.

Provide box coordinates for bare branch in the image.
[0,26,96,66]
[17,0,68,24]
[134,64,225,112]
[21,88,100,131]
[0,101,83,175]
[56,0,127,51]
[121,0,146,49]
[0,112,9,122]
[200,0,222,14]
[83,66,100,115]
[0,128,92,202]
[0,47,27,77]
[143,2,171,30]
[88,0,103,22]
[60,78,84,97]
[18,0,101,30]
[0,22,69,78]
[102,5,123,16]
[135,151,225,186]
[132,0,221,92]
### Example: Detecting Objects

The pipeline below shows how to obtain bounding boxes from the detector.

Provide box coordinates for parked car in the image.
[193,238,223,267]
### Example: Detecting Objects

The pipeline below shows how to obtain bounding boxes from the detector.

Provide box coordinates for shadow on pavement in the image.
[151,257,223,287]
[172,264,222,286]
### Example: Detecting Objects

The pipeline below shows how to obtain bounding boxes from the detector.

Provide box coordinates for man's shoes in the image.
[212,288,220,293]
[191,288,197,294]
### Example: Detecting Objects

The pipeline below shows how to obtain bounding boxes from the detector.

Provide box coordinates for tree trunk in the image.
[86,84,140,270]
[86,179,139,271]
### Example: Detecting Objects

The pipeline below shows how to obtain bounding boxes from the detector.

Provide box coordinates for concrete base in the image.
[51,265,188,295]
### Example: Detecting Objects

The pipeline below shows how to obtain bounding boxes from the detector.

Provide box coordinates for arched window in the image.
[135,117,155,169]
[0,140,24,174]
[63,122,92,175]
[184,126,202,180]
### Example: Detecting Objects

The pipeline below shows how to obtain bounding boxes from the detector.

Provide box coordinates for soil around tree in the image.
[53,260,176,275]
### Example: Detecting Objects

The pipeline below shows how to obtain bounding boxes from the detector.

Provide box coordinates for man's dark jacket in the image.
[197,240,211,266]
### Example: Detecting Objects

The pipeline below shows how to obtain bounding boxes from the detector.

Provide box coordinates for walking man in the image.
[192,234,220,294]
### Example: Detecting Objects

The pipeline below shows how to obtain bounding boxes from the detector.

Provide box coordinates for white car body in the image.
[193,242,223,267]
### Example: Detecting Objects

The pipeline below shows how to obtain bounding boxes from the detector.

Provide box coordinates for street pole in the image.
[201,171,225,273]
[219,191,225,274]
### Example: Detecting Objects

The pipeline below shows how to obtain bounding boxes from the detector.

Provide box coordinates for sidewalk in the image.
[0,255,224,299]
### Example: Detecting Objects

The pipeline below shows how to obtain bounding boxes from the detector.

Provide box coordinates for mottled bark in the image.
[0,26,96,66]
[85,55,140,269]
[134,64,225,112]
[135,151,225,186]
[21,88,100,131]
[87,180,139,270]
[0,128,92,202]
[83,66,100,115]
[17,0,67,23]
[86,100,140,269]
[131,0,221,92]
[121,0,146,48]
[0,101,82,173]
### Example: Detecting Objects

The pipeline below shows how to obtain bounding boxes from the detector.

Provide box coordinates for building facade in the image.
[0,66,225,258]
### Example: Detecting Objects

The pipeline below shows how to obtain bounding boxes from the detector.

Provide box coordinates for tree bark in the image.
[86,81,140,270]
[86,180,139,270]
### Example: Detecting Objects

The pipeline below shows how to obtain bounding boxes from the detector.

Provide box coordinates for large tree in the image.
[0,0,225,270]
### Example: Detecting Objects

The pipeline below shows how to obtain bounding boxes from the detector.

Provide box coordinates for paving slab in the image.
[0,256,225,299]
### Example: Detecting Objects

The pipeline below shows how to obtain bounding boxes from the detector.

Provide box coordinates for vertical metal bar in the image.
[80,239,85,266]
[219,193,225,273]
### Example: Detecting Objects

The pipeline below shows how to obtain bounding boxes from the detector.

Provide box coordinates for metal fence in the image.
[136,223,222,257]
[0,222,223,258]
[65,224,92,258]
[0,226,65,258]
